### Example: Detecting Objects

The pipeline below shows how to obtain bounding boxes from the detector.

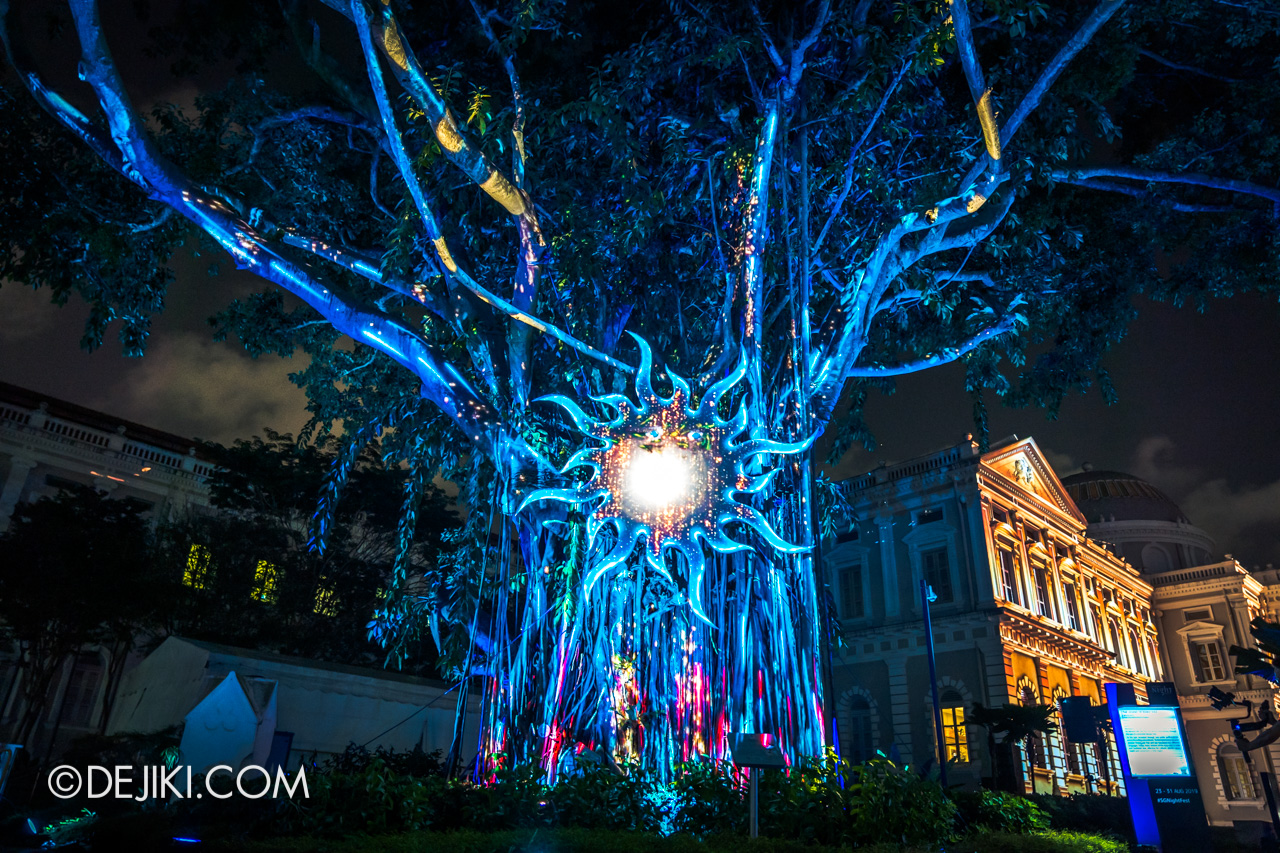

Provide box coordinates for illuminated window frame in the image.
[251,560,279,605]
[314,581,339,617]
[185,545,213,590]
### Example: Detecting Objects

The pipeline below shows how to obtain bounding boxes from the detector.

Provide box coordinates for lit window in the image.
[939,695,969,763]
[314,581,339,616]
[998,549,1022,606]
[1033,567,1054,619]
[1063,582,1081,631]
[251,560,279,605]
[1192,640,1227,682]
[1219,745,1258,800]
[923,548,953,603]
[185,545,213,590]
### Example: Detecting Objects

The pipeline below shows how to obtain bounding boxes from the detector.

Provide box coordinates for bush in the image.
[952,789,1050,833]
[546,760,664,831]
[950,829,1128,853]
[1029,793,1133,839]
[670,759,746,836]
[283,755,443,836]
[758,752,847,845]
[844,758,957,847]
[209,827,1126,853]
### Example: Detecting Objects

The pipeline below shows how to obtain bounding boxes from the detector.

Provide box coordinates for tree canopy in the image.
[2,0,1277,775]
[162,429,458,670]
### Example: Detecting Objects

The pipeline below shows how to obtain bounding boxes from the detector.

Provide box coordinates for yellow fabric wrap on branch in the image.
[977,89,1001,162]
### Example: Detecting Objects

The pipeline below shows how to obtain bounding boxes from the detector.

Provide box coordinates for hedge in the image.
[208,828,1128,853]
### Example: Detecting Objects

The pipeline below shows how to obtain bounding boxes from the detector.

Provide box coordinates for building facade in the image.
[828,436,1160,795]
[1063,468,1280,828]
[0,381,215,758]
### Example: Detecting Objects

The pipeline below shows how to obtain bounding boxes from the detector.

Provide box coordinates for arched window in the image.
[1108,618,1127,668]
[1128,630,1144,675]
[1016,676,1046,769]
[937,689,969,763]
[1219,744,1259,800]
[845,696,876,763]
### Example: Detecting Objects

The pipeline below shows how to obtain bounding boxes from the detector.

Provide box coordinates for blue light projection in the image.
[520,334,812,625]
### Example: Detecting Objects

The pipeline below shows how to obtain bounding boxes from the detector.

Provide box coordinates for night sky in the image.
[2,2,1278,570]
[3,277,1278,568]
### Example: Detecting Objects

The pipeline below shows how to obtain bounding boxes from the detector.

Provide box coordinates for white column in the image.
[879,518,899,618]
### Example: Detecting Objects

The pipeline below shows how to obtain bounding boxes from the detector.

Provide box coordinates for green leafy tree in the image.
[0,485,169,743]
[161,429,457,670]
[1,0,1276,772]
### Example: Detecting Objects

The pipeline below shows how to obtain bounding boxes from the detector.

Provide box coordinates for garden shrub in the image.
[545,760,664,831]
[209,827,1126,853]
[670,759,746,836]
[284,755,442,836]
[757,752,847,845]
[1029,793,1133,839]
[844,758,957,847]
[952,789,1050,833]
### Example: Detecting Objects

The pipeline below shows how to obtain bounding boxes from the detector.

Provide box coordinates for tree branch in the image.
[54,0,541,469]
[348,4,615,385]
[845,313,1020,378]
[1137,47,1245,83]
[1052,166,1280,206]
[950,0,1001,167]
[1000,0,1128,147]
[347,0,531,221]
[739,100,781,416]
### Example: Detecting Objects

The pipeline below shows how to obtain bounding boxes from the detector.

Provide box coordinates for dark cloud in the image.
[0,276,308,445]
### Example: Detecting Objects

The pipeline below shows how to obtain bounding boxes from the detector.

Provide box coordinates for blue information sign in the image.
[1117,706,1192,778]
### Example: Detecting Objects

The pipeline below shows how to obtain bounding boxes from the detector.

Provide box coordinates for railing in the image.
[1150,561,1240,586]
[1,403,213,482]
[122,440,184,468]
[42,418,111,448]
[0,404,30,426]
[845,446,964,493]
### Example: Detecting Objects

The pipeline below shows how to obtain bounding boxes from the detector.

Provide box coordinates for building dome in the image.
[1059,468,1216,573]
[1060,470,1189,525]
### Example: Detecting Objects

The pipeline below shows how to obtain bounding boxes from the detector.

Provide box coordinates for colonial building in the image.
[0,380,215,530]
[828,436,1160,795]
[1063,469,1280,828]
[0,380,215,758]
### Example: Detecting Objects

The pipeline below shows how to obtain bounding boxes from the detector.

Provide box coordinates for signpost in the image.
[729,733,788,838]
[1106,682,1209,852]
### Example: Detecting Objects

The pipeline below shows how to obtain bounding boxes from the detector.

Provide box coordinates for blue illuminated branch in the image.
[54,0,538,466]
[1051,167,1280,208]
[346,0,546,405]
[346,0,531,221]
[844,313,1021,378]
[738,102,779,415]
[349,4,625,380]
[809,1,1130,421]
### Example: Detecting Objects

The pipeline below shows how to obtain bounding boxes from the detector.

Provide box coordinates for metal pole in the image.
[749,768,759,838]
[922,580,947,788]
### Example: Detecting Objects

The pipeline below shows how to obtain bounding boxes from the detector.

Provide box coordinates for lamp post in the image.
[921,579,947,788]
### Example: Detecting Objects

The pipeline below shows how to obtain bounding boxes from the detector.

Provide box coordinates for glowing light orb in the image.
[624,443,698,511]
[519,333,813,623]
